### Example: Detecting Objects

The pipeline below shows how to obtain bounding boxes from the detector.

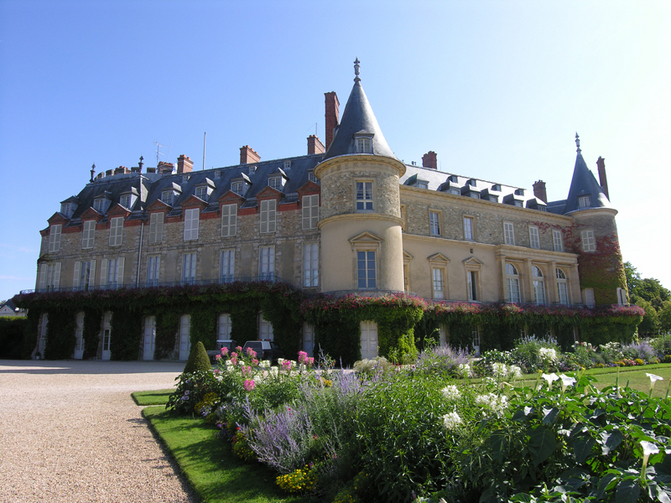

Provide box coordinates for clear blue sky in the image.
[1,0,669,302]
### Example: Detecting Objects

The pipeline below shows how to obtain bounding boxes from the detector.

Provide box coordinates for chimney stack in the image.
[324,91,340,150]
[422,151,438,169]
[307,135,325,155]
[533,180,547,203]
[240,145,260,165]
[157,162,174,175]
[177,155,193,174]
[596,157,609,200]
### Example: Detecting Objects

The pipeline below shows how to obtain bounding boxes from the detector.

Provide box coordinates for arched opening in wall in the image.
[36,313,48,358]
[259,313,274,341]
[532,266,546,305]
[439,324,448,346]
[178,315,191,360]
[506,263,521,303]
[218,313,232,342]
[143,316,156,360]
[302,322,314,357]
[101,312,112,360]
[73,312,84,359]
[556,268,569,305]
[360,321,378,360]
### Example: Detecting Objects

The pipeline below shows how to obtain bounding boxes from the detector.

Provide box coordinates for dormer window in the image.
[60,202,76,218]
[268,176,284,191]
[283,160,292,170]
[417,181,428,190]
[248,165,257,175]
[195,186,208,200]
[119,194,133,209]
[578,195,590,208]
[308,171,320,185]
[469,193,480,199]
[161,190,174,205]
[448,175,459,183]
[355,134,373,154]
[515,188,525,196]
[467,179,477,187]
[449,188,460,195]
[491,184,501,191]
[93,197,110,214]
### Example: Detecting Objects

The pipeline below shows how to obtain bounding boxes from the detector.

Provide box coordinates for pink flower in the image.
[221,347,229,356]
[298,351,308,364]
[246,347,255,357]
[215,354,221,361]
[236,346,243,353]
[244,379,255,392]
[252,358,259,366]
[282,360,292,371]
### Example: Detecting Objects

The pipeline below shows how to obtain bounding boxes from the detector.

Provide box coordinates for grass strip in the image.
[132,389,174,406]
[142,406,309,503]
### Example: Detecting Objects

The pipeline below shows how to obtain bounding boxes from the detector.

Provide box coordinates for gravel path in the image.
[0,360,199,503]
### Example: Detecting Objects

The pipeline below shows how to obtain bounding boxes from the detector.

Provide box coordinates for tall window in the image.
[109,217,123,247]
[356,181,373,211]
[218,314,232,339]
[73,260,95,291]
[581,230,596,252]
[584,288,595,307]
[259,246,274,281]
[552,230,563,252]
[464,217,474,241]
[430,211,441,236]
[259,313,274,341]
[504,222,515,245]
[220,249,235,283]
[556,268,569,305]
[302,195,319,230]
[182,253,196,284]
[529,226,540,249]
[617,287,628,306]
[467,270,478,301]
[38,263,61,292]
[303,243,319,287]
[357,251,376,289]
[184,208,199,241]
[432,268,445,300]
[147,255,160,287]
[221,204,237,237]
[149,213,164,244]
[82,220,95,249]
[103,258,124,289]
[532,266,546,305]
[506,263,521,303]
[356,137,372,153]
[260,200,276,233]
[48,224,62,253]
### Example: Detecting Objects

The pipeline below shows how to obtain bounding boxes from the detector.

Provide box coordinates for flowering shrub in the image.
[275,464,317,494]
[414,344,471,378]
[232,430,256,462]
[166,370,220,415]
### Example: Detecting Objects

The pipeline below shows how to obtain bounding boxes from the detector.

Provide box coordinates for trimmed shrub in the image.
[183,341,211,374]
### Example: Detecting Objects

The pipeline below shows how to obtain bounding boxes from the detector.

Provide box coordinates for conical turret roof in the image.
[323,60,396,161]
[563,134,611,214]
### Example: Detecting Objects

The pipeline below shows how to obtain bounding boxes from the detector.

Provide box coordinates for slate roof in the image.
[323,79,397,161]
[562,149,611,214]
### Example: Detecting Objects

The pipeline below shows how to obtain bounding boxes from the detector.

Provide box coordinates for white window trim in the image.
[529,226,540,249]
[259,246,275,281]
[430,210,441,236]
[463,216,474,241]
[303,243,319,288]
[581,230,596,252]
[109,217,123,247]
[552,229,563,252]
[184,208,199,241]
[355,180,374,212]
[260,200,277,234]
[220,249,235,283]
[221,204,237,237]
[504,222,515,246]
[506,263,521,303]
[532,266,546,305]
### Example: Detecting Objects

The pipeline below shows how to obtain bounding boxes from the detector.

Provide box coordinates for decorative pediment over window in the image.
[349,231,383,248]
[47,212,69,226]
[403,250,414,261]
[463,256,483,267]
[181,194,209,210]
[297,180,321,197]
[146,198,172,212]
[256,185,283,201]
[428,252,450,265]
[107,203,131,218]
[80,207,104,221]
[217,191,245,206]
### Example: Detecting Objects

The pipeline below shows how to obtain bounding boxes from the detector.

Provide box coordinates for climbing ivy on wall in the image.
[109,309,143,361]
[22,309,41,359]
[44,308,76,360]
[82,309,101,360]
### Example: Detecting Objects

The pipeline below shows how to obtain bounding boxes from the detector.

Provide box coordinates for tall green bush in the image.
[183,341,211,374]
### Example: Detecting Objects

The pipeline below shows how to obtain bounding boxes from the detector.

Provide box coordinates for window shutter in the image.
[90,260,96,287]
[117,257,125,286]
[53,263,61,290]
[73,261,81,289]
[38,264,47,291]
[100,259,108,287]
[156,213,163,242]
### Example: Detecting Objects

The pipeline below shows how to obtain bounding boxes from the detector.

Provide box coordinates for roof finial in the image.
[575,132,581,153]
[90,163,96,182]
[354,57,361,83]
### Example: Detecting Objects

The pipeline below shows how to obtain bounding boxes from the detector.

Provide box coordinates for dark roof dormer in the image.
[59,196,78,219]
[194,177,216,202]
[323,59,396,161]
[563,134,612,214]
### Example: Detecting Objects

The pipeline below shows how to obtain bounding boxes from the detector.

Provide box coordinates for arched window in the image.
[506,263,521,303]
[556,268,569,305]
[532,266,546,305]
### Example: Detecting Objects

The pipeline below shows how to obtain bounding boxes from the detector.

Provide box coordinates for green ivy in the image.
[82,309,101,360]
[155,310,179,360]
[44,309,76,359]
[109,309,143,360]
[22,310,41,359]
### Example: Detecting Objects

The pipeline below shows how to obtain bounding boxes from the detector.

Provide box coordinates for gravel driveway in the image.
[0,360,199,503]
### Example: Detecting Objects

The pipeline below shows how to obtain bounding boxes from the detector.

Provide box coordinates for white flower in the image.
[542,373,559,388]
[457,363,473,378]
[559,374,577,392]
[441,385,461,401]
[443,411,463,430]
[646,373,663,384]
[491,362,508,379]
[475,393,508,416]
[539,347,557,361]
[509,365,522,379]
[641,441,659,457]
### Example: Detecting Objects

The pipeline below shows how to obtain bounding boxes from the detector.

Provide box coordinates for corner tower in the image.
[565,134,627,306]
[314,59,406,294]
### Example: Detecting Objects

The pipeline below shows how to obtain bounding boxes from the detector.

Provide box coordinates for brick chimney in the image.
[324,92,340,150]
[596,157,609,200]
[157,162,174,175]
[533,180,547,203]
[177,155,193,174]
[422,151,438,169]
[240,145,260,165]
[307,135,325,155]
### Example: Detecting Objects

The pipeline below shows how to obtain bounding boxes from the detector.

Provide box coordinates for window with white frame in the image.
[356,181,373,212]
[529,226,540,249]
[556,268,569,305]
[578,195,590,208]
[463,216,474,241]
[231,181,243,196]
[218,314,232,339]
[259,313,274,341]
[38,262,61,292]
[584,288,595,307]
[581,230,596,252]
[109,217,123,247]
[432,267,445,300]
[102,257,124,289]
[308,171,320,185]
[182,253,196,284]
[303,243,319,287]
[357,251,376,289]
[302,195,319,230]
[220,249,235,283]
[417,181,428,190]
[356,137,372,153]
[161,190,174,205]
[60,202,75,218]
[93,198,109,213]
[184,208,199,241]
[48,224,62,253]
[149,212,164,244]
[260,200,276,233]
[532,266,546,305]
[147,255,160,287]
[73,260,95,291]
[617,287,628,306]
[259,246,274,281]
[221,204,237,237]
[467,270,478,301]
[506,263,521,303]
[268,176,283,191]
[119,194,132,209]
[504,222,515,246]
[195,186,208,200]
[82,220,95,249]
[552,229,563,252]
[430,211,441,236]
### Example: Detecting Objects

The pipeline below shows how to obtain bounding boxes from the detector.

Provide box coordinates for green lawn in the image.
[142,407,309,503]
[131,389,174,406]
